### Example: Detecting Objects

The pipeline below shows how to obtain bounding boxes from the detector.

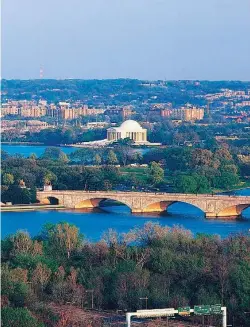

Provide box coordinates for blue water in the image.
[2,202,250,241]
[1,144,78,157]
[1,144,148,158]
[1,144,250,240]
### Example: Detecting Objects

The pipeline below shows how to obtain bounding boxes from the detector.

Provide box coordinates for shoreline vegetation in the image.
[1,221,250,327]
[2,142,250,203]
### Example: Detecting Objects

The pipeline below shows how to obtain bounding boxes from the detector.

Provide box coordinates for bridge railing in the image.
[36,189,249,199]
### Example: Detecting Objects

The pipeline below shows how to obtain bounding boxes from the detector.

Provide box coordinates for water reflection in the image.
[3,201,249,242]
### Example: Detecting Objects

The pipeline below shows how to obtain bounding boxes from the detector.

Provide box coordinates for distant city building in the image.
[86,122,109,129]
[236,101,250,107]
[19,106,47,117]
[107,120,147,143]
[1,119,50,133]
[26,120,48,127]
[161,109,172,117]
[59,106,104,120]
[149,105,204,121]
[171,107,204,121]
[1,103,19,116]
[0,101,105,120]
[104,106,134,120]
[148,103,172,119]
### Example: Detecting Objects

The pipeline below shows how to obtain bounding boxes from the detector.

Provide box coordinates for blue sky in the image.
[2,0,250,80]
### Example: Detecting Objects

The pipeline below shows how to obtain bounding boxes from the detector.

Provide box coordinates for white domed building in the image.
[107,120,147,143]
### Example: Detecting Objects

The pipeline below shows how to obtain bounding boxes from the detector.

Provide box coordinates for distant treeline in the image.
[1,143,249,204]
[2,79,250,104]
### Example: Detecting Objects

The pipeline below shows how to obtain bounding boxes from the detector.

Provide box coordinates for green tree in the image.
[174,174,211,194]
[192,173,211,193]
[45,223,83,259]
[43,171,57,186]
[132,152,143,163]
[174,175,198,193]
[3,173,14,186]
[107,150,118,165]
[2,185,32,204]
[70,148,94,164]
[214,172,240,190]
[1,150,10,160]
[29,153,37,160]
[164,147,192,172]
[94,153,102,166]
[1,308,44,327]
[116,144,131,166]
[41,147,69,163]
[191,149,213,168]
[59,152,69,163]
[148,162,164,186]
[32,263,51,292]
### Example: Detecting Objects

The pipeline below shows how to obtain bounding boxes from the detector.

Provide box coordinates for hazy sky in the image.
[2,0,250,80]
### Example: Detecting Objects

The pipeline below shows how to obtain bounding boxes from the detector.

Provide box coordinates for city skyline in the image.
[2,0,250,81]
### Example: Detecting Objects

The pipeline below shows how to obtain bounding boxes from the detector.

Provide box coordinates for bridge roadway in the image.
[36,190,250,219]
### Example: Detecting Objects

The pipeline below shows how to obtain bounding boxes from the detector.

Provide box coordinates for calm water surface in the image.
[1,144,250,240]
[1,144,79,157]
[2,144,149,158]
[2,202,250,241]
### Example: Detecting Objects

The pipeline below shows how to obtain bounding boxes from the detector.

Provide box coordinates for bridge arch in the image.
[39,196,60,205]
[142,199,205,216]
[216,203,250,218]
[74,197,132,211]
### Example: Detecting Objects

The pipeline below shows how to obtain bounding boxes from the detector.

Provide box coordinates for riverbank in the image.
[1,141,159,150]
[1,204,65,212]
[1,141,44,145]
[213,183,250,194]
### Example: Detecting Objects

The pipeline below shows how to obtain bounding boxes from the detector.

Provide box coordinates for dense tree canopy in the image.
[1,223,250,326]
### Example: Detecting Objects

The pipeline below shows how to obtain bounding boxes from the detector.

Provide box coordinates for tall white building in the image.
[107,120,147,143]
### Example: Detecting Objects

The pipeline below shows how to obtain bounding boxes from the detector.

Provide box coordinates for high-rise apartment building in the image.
[171,107,204,121]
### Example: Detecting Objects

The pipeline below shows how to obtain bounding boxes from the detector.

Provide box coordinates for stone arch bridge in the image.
[36,190,250,219]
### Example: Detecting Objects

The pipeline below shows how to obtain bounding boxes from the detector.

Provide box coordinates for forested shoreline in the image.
[1,222,250,326]
[1,141,250,205]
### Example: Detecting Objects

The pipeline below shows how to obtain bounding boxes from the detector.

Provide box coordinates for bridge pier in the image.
[36,191,250,220]
[205,204,248,219]
[216,204,248,219]
[133,201,174,214]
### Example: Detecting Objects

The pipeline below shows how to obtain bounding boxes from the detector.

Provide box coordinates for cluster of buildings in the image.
[1,100,206,122]
[151,105,205,121]
[204,89,250,104]
[235,101,250,108]
[104,106,134,120]
[0,100,104,120]
[3,87,250,129]
[1,120,50,133]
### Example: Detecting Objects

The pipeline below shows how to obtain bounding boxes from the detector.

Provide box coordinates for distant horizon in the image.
[2,78,250,82]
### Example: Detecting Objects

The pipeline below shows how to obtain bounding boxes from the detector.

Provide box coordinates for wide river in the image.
[1,143,149,158]
[1,144,250,240]
[2,143,86,157]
